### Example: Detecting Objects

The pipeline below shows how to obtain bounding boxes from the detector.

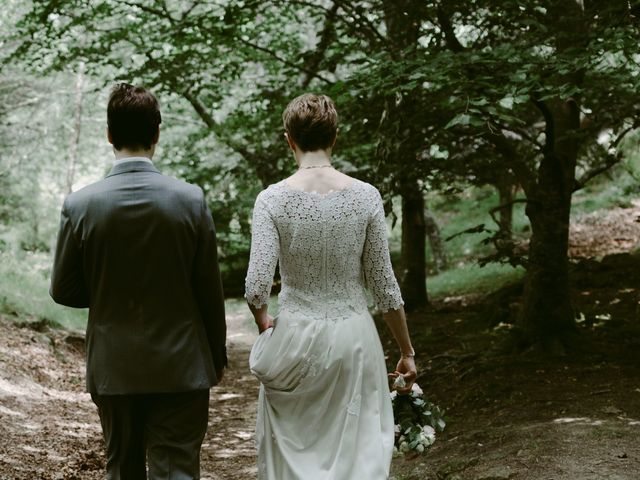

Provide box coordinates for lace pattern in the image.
[245,180,404,315]
[245,194,279,309]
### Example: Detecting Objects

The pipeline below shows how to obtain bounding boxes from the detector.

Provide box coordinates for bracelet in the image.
[401,348,415,358]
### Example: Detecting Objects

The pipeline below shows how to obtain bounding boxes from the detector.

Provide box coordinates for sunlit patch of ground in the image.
[569,199,640,258]
[0,310,262,480]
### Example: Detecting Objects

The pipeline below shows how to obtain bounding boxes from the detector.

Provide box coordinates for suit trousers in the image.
[91,389,210,480]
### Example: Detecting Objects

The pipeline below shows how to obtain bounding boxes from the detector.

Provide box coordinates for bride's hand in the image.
[256,314,275,334]
[388,355,417,395]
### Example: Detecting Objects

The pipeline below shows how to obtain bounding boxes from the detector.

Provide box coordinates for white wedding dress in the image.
[245,179,404,480]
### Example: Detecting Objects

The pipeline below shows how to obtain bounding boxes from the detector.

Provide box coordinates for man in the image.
[50,83,227,479]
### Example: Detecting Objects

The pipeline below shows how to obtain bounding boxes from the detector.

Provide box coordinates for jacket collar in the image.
[106,160,161,178]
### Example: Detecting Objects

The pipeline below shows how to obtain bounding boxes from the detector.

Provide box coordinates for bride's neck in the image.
[296,150,332,168]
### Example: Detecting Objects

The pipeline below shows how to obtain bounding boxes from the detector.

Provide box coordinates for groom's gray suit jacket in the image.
[50,159,227,395]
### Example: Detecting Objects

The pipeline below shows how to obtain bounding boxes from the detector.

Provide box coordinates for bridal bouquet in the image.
[391,382,446,456]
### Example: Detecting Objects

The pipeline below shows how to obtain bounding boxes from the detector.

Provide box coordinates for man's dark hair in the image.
[107,83,162,151]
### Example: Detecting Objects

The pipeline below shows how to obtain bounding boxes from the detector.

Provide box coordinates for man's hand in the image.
[388,355,417,395]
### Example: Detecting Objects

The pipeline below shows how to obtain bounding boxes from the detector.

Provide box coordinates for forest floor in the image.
[0,202,639,479]
[385,253,640,480]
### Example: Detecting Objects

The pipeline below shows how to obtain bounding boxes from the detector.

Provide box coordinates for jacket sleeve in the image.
[49,198,89,308]
[193,192,227,373]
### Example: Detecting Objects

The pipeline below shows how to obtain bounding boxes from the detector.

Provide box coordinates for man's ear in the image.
[107,128,113,145]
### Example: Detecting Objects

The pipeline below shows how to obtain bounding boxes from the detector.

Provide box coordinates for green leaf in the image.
[429,144,449,159]
[499,95,514,109]
[445,113,471,129]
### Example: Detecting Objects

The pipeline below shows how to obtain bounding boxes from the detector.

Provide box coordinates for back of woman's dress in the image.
[245,179,404,480]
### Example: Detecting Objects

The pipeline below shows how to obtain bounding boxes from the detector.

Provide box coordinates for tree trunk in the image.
[491,119,579,348]
[520,196,576,346]
[516,0,585,349]
[66,62,85,194]
[518,99,581,347]
[495,174,515,240]
[424,206,448,272]
[401,181,428,310]
[382,0,429,310]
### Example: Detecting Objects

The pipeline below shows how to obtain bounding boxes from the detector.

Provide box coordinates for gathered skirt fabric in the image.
[249,308,394,480]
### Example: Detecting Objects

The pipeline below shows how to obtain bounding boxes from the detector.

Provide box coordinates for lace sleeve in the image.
[362,190,404,312]
[245,194,279,308]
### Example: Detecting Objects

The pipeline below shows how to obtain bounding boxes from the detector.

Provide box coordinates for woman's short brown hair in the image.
[107,83,162,151]
[282,93,338,152]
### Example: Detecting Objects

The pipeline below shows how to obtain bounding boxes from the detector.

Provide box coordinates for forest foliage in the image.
[1,0,639,346]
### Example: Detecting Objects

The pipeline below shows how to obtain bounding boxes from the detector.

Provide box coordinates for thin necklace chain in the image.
[298,164,334,170]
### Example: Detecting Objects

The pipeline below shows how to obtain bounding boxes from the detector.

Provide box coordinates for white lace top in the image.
[245,179,404,316]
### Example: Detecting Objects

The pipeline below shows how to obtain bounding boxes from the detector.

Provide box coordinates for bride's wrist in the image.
[401,347,415,358]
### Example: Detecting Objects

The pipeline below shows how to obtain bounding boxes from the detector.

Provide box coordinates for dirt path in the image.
[0,311,261,480]
[2,293,640,479]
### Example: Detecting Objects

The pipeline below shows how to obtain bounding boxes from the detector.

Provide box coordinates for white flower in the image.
[411,383,424,395]
[393,375,406,389]
[390,390,398,401]
[421,425,436,445]
[416,444,425,453]
[422,425,436,436]
[392,446,400,457]
[400,441,410,452]
[394,424,400,434]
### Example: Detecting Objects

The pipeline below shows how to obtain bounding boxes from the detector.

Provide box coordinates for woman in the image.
[245,93,416,479]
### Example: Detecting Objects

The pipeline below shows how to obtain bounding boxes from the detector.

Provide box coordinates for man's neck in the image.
[113,148,154,160]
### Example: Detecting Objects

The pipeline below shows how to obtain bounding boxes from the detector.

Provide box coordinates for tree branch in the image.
[180,0,200,22]
[269,0,385,46]
[572,119,638,191]
[300,2,339,88]
[236,37,334,85]
[492,121,544,150]
[180,88,271,185]
[332,0,387,45]
[445,223,490,242]
[488,199,531,227]
[271,0,334,15]
[115,0,176,24]
[435,4,465,52]
[485,132,537,197]
[532,96,555,153]
[572,153,621,192]
[610,123,638,149]
[182,90,216,130]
